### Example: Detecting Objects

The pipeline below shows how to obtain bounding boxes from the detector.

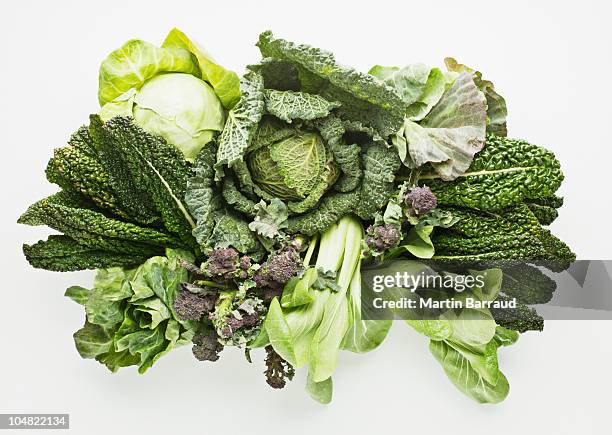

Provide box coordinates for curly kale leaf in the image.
[312,116,362,192]
[216,71,265,169]
[257,31,405,138]
[185,144,222,247]
[89,115,196,246]
[208,211,264,259]
[422,135,564,211]
[23,235,152,272]
[356,144,401,219]
[264,89,340,123]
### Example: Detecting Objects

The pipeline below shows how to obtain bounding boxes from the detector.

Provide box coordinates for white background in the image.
[1,1,611,434]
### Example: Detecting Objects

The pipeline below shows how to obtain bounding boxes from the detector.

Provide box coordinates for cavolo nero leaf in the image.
[23,235,151,272]
[422,135,564,211]
[19,192,180,255]
[257,31,405,138]
[45,128,135,221]
[89,116,196,247]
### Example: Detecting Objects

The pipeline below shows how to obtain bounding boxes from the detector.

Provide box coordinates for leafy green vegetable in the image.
[20,116,199,271]
[248,199,288,239]
[216,71,265,169]
[162,28,241,109]
[89,116,197,247]
[68,249,197,373]
[98,28,237,160]
[421,134,564,211]
[264,89,340,123]
[131,73,225,161]
[407,269,513,403]
[445,58,508,136]
[257,31,405,138]
[369,64,446,121]
[23,235,151,272]
[341,262,392,353]
[392,73,487,180]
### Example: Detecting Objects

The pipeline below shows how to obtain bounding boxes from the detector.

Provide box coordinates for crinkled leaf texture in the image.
[257,31,405,138]
[19,116,197,271]
[264,89,340,123]
[393,73,487,180]
[216,71,265,169]
[68,249,197,374]
[423,135,564,211]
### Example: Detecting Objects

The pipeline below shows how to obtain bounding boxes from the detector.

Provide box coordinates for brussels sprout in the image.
[98,29,240,161]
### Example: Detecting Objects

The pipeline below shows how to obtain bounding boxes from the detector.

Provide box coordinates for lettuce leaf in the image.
[68,249,197,373]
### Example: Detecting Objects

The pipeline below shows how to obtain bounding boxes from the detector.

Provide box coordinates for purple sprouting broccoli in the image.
[254,246,303,298]
[403,185,437,218]
[204,248,239,281]
[192,329,224,362]
[264,345,295,389]
[173,286,217,321]
[365,224,401,253]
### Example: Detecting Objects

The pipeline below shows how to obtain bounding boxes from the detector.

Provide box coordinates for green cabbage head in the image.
[98,28,240,161]
[247,123,339,213]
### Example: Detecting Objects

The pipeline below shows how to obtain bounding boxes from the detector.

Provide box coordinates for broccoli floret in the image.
[192,329,224,362]
[254,246,303,297]
[264,345,295,389]
[365,224,401,252]
[173,287,217,321]
[404,185,437,217]
[210,294,266,346]
[205,248,239,280]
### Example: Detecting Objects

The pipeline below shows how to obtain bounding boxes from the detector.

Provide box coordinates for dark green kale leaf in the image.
[257,31,405,138]
[89,115,196,247]
[422,135,564,211]
[23,235,151,272]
